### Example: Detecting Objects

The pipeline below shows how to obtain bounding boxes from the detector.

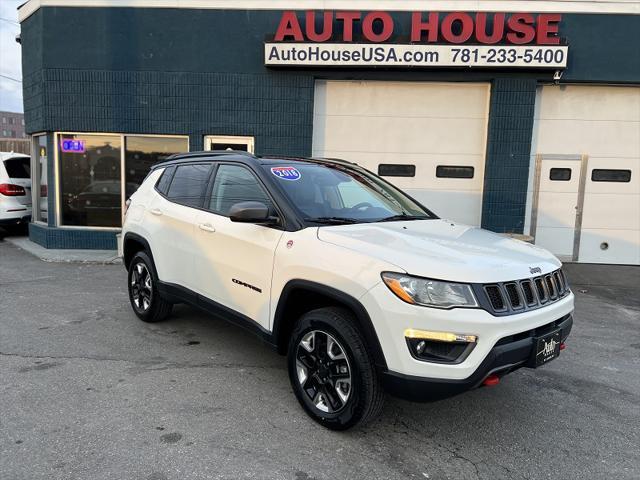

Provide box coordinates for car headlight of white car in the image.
[381,272,478,309]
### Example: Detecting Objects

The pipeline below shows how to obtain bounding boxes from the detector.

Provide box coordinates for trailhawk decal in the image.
[271,166,302,181]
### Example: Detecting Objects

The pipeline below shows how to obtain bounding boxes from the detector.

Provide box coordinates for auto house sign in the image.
[265,11,569,69]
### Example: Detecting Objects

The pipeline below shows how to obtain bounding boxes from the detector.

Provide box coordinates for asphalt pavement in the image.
[1,239,639,480]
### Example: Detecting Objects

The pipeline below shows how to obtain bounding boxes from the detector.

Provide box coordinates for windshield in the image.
[263,162,436,225]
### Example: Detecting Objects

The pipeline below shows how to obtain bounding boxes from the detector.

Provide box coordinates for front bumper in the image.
[383,314,573,401]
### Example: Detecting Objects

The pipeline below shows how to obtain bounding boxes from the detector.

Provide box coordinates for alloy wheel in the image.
[131,262,153,311]
[295,330,352,414]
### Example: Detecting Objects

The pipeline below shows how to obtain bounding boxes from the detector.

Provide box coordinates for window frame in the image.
[30,133,48,225]
[204,135,255,153]
[53,132,189,230]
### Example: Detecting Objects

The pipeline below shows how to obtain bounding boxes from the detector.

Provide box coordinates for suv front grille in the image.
[476,269,570,316]
[520,280,536,306]
[484,285,506,312]
[504,283,523,310]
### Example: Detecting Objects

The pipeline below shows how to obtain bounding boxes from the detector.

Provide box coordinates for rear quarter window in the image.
[155,166,175,195]
[3,157,30,178]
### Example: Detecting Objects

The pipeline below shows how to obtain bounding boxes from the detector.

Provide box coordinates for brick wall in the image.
[481,78,537,233]
[29,222,117,249]
[24,68,314,157]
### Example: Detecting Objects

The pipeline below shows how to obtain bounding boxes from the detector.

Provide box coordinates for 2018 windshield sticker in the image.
[271,166,301,181]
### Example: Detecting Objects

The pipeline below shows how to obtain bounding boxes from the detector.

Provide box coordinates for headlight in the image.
[381,272,478,309]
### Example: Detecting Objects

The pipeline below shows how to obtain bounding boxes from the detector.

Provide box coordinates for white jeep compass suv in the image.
[123,151,573,430]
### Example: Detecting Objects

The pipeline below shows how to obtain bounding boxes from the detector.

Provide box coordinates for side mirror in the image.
[229,201,277,224]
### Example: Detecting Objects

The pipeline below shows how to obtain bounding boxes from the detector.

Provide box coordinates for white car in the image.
[0,152,32,228]
[123,151,574,430]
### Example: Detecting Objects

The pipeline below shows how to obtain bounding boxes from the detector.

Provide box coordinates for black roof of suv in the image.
[153,150,358,170]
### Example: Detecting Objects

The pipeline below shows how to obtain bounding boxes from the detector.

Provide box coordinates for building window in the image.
[125,136,188,196]
[31,135,48,223]
[59,134,122,227]
[591,169,631,183]
[204,135,254,153]
[549,168,572,181]
[56,133,189,228]
[436,165,475,179]
[378,164,416,177]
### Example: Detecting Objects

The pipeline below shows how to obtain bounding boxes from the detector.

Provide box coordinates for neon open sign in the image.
[60,139,86,153]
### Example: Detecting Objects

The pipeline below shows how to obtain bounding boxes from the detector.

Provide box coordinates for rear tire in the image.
[127,251,172,323]
[287,307,384,430]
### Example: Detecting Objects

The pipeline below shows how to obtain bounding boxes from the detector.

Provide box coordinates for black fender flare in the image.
[122,232,156,274]
[272,279,388,370]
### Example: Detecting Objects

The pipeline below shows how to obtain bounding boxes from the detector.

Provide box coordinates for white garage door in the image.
[531,85,640,265]
[312,81,490,225]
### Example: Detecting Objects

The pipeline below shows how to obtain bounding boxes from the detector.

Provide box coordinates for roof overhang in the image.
[17,0,640,23]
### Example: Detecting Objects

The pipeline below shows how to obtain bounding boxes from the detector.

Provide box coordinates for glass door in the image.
[31,134,48,223]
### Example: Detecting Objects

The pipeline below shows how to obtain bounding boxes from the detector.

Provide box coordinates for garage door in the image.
[531,85,640,265]
[312,81,490,226]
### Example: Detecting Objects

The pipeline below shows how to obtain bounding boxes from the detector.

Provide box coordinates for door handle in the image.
[150,208,162,216]
[198,223,216,233]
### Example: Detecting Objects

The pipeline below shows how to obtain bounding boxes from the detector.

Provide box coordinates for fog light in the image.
[405,329,477,364]
[404,328,477,343]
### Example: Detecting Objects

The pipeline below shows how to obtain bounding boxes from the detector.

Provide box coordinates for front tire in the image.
[287,307,384,430]
[127,251,172,323]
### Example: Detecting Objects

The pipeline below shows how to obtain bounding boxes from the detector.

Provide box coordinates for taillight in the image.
[0,183,26,196]
[40,185,48,197]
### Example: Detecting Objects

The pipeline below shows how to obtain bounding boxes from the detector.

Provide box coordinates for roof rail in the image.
[164,150,257,161]
[309,156,358,166]
[151,150,257,170]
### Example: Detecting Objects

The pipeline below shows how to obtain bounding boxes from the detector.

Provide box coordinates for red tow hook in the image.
[482,374,500,387]
[560,342,566,351]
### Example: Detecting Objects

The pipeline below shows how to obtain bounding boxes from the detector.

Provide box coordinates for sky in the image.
[0,0,24,113]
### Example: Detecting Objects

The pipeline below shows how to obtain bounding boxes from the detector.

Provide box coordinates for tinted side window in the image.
[209,165,272,216]
[3,157,30,178]
[155,166,175,195]
[166,164,211,208]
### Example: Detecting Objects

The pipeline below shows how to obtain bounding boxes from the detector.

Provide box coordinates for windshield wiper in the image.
[377,214,430,223]
[304,216,359,225]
